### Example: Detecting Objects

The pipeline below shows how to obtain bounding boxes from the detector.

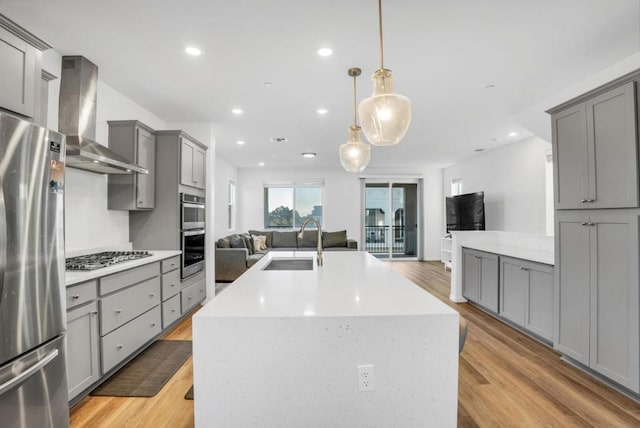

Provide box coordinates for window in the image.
[264,181,324,228]
[228,180,236,231]
[451,178,463,196]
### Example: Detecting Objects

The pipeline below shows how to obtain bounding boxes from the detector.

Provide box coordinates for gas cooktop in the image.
[65,251,153,271]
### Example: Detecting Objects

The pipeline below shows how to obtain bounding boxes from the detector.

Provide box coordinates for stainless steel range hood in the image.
[59,56,148,175]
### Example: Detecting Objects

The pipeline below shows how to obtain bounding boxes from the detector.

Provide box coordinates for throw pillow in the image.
[251,234,267,251]
[240,233,254,255]
[323,230,347,248]
[216,237,230,248]
[229,235,246,249]
[248,230,273,248]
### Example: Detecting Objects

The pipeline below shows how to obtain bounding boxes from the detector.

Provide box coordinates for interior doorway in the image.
[362,179,421,260]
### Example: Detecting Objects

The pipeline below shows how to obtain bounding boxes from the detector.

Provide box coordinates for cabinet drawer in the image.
[101,306,161,374]
[162,269,181,301]
[66,280,97,310]
[100,277,161,336]
[181,279,206,314]
[161,256,180,274]
[99,262,160,296]
[162,294,181,329]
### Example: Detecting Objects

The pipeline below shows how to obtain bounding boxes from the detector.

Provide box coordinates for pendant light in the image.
[358,0,412,146]
[339,67,371,172]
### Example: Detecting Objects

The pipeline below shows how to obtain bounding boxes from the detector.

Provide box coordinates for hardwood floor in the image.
[70,261,640,427]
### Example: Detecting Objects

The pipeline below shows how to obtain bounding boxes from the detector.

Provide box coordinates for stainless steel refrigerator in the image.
[0,112,69,427]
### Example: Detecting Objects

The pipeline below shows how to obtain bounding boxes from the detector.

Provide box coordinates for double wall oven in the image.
[180,193,205,279]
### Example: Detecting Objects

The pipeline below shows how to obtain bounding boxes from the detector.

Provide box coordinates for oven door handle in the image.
[183,229,205,237]
[182,202,205,209]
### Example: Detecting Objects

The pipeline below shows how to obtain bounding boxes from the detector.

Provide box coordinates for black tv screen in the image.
[446,192,485,232]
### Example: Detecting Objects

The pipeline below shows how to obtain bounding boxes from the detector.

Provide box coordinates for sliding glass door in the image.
[363,179,420,259]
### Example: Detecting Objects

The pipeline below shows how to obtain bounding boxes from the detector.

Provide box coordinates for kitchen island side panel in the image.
[193,314,458,427]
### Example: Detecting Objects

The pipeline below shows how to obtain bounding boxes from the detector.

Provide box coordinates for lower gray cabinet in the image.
[556,213,640,392]
[181,278,206,314]
[462,248,499,312]
[66,301,100,400]
[162,294,181,329]
[500,256,554,341]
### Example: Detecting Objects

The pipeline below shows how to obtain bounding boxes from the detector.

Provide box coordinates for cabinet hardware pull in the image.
[581,222,588,226]
[150,293,155,297]
[91,311,98,315]
[115,309,122,314]
[171,284,176,287]
[520,266,529,271]
[117,345,123,350]
[588,222,596,226]
[171,309,176,313]
[188,297,193,300]
[580,199,587,203]
[151,323,156,327]
[71,294,80,300]
[587,198,595,203]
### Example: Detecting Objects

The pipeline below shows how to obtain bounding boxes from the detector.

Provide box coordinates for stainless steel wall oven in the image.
[180,193,205,278]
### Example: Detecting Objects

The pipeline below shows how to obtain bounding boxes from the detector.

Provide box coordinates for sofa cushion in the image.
[216,237,230,248]
[248,230,273,248]
[272,231,297,248]
[240,233,254,255]
[323,230,347,248]
[229,234,247,249]
[297,230,319,248]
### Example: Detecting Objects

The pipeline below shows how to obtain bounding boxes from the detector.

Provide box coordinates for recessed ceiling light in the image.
[232,108,243,115]
[317,47,333,57]
[317,108,328,115]
[270,137,288,143]
[484,84,495,89]
[258,162,265,167]
[263,82,273,87]
[475,148,485,152]
[302,152,317,158]
[236,140,245,145]
[185,46,202,56]
[508,132,518,137]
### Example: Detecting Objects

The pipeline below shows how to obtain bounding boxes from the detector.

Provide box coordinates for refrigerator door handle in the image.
[0,184,5,308]
[0,349,58,395]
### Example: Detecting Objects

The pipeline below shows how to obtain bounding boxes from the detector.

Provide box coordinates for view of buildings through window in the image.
[264,182,323,228]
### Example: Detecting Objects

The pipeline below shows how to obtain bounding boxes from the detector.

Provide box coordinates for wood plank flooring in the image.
[69,261,640,427]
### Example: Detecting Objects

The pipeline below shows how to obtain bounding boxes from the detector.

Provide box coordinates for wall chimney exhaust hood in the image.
[59,56,148,175]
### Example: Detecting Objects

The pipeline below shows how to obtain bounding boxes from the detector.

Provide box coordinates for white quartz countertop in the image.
[65,250,181,286]
[461,242,554,265]
[197,251,457,318]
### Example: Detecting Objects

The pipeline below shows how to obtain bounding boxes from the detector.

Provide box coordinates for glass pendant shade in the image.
[339,125,371,172]
[358,69,412,146]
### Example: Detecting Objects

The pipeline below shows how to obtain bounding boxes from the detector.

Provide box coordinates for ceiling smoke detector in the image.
[270,137,288,143]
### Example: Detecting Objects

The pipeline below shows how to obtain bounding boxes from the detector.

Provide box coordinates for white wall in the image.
[64,78,168,253]
[215,155,238,238]
[443,136,551,235]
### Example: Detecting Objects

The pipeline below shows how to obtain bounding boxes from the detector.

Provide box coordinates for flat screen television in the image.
[446,191,485,232]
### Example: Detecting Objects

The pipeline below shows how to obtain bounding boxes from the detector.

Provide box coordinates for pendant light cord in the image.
[378,0,384,70]
[353,74,358,126]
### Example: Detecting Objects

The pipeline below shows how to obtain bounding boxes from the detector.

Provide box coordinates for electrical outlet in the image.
[357,364,375,391]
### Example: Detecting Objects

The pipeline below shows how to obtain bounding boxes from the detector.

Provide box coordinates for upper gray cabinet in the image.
[180,136,206,189]
[107,121,156,210]
[550,76,639,209]
[0,15,51,119]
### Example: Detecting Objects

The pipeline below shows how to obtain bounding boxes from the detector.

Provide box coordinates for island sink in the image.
[262,258,314,271]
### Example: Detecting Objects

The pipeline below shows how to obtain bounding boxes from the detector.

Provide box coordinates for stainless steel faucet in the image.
[298,218,323,266]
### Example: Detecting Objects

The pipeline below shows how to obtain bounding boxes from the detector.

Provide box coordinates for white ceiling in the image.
[1,0,639,169]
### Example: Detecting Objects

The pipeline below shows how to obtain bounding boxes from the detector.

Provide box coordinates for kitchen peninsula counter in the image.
[193,251,459,427]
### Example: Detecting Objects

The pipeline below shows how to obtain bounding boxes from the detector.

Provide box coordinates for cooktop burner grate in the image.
[65,251,153,271]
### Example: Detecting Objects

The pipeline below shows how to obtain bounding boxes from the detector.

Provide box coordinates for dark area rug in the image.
[185,385,194,400]
[91,340,192,397]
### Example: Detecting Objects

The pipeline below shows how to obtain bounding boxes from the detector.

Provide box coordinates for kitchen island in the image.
[193,251,459,427]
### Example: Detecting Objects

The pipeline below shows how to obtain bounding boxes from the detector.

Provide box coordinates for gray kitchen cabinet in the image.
[555,213,640,392]
[180,136,206,189]
[500,256,554,342]
[66,300,100,401]
[99,276,161,336]
[181,277,206,314]
[162,294,181,329]
[107,121,156,210]
[462,248,498,313]
[550,75,639,210]
[0,16,50,119]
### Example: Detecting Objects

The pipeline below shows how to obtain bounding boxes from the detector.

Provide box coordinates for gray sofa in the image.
[215,229,358,282]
